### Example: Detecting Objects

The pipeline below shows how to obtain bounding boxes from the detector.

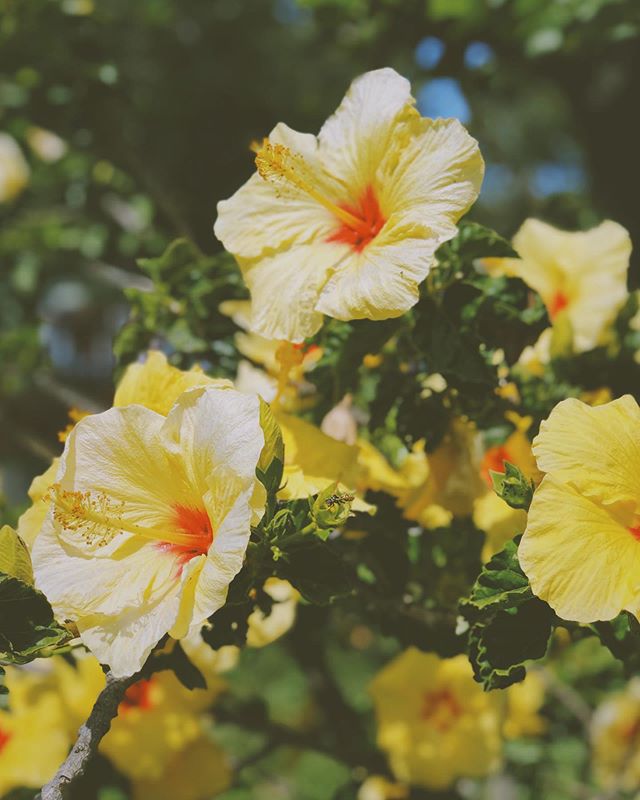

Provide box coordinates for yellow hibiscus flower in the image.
[591,678,640,792]
[114,349,231,414]
[519,395,640,623]
[32,386,266,676]
[0,667,70,795]
[485,219,631,354]
[16,458,60,548]
[214,68,484,342]
[130,734,231,800]
[369,649,503,789]
[0,133,30,202]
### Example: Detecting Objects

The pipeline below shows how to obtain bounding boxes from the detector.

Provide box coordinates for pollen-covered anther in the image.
[255,140,306,185]
[48,484,124,547]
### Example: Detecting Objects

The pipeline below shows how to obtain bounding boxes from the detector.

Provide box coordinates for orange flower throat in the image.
[327,185,386,252]
[254,139,386,253]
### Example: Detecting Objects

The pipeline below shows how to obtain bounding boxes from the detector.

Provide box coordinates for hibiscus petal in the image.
[533,396,640,507]
[519,475,640,623]
[318,67,414,190]
[315,216,438,320]
[214,122,336,260]
[380,117,484,236]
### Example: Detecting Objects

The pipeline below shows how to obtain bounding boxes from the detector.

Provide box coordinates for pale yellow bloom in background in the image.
[370,649,503,789]
[402,419,485,528]
[246,578,300,648]
[358,775,409,800]
[357,439,429,505]
[26,127,67,163]
[215,68,483,342]
[0,133,30,202]
[114,349,231,414]
[33,386,266,676]
[591,678,640,792]
[5,654,232,800]
[485,219,631,353]
[131,734,231,800]
[0,666,70,794]
[277,412,366,508]
[503,671,547,739]
[520,395,640,623]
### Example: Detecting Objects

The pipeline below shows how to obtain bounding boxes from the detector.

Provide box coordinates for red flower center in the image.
[628,525,640,542]
[119,678,156,714]
[421,688,462,732]
[547,290,569,320]
[157,505,213,568]
[327,185,386,252]
[0,727,11,753]
[481,445,512,488]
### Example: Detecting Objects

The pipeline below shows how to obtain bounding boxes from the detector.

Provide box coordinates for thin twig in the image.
[35,668,141,800]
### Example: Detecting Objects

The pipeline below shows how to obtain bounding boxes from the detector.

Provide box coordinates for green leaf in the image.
[164,642,207,691]
[0,526,34,585]
[0,572,68,665]
[462,538,532,617]
[275,539,353,605]
[490,462,534,510]
[460,538,554,689]
[591,612,640,676]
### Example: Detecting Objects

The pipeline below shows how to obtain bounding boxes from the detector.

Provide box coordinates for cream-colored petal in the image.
[318,68,414,191]
[187,481,257,629]
[78,590,183,677]
[240,242,345,342]
[563,221,631,351]
[380,117,483,236]
[162,386,264,495]
[316,216,438,321]
[519,476,640,623]
[533,396,640,506]
[511,219,568,300]
[214,122,336,260]
[56,404,190,527]
[33,515,182,618]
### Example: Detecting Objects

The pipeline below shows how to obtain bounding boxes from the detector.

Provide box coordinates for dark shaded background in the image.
[1,0,639,505]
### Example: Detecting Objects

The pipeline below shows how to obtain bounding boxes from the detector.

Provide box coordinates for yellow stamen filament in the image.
[49,485,198,549]
[254,140,367,233]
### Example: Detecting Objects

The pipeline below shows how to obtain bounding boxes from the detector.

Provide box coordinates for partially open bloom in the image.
[591,678,640,792]
[483,219,631,353]
[33,386,266,676]
[370,649,503,789]
[0,133,29,202]
[215,68,483,342]
[519,395,640,623]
